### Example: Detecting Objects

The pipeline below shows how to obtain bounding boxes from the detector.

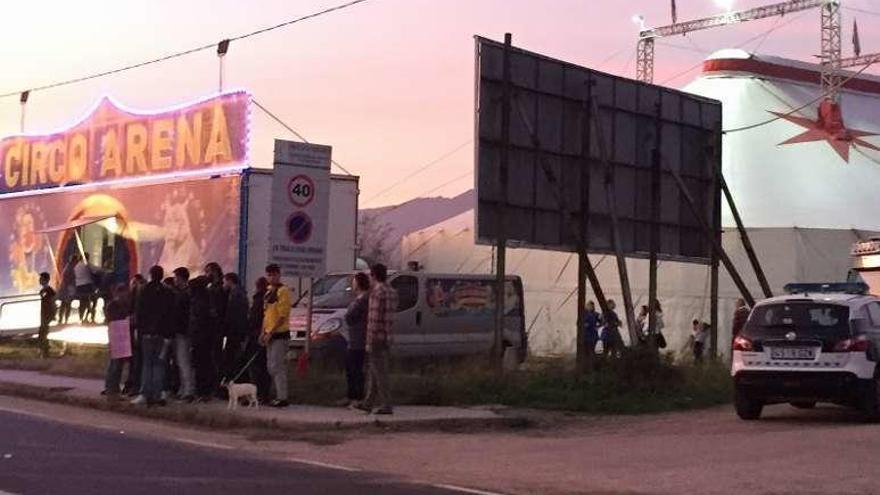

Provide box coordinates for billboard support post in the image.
[710,131,723,357]
[492,33,513,369]
[647,100,662,346]
[590,95,638,345]
[721,175,772,299]
[670,167,754,308]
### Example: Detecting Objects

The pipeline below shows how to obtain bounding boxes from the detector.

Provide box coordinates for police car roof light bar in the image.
[783,282,869,295]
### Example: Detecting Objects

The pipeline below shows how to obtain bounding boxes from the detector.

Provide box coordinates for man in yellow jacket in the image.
[260,264,291,408]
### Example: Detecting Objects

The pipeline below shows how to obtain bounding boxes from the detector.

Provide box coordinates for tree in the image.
[357,212,394,266]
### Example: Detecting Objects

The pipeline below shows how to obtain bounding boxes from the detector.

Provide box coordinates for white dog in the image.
[223,382,259,410]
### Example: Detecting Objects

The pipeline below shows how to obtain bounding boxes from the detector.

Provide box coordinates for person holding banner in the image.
[104,284,132,399]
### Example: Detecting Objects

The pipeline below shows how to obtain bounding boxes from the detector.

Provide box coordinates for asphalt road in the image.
[0,409,459,495]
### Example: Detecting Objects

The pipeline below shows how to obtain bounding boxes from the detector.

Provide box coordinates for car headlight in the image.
[317,318,343,334]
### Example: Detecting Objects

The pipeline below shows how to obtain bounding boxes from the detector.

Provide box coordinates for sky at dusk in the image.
[1,0,878,207]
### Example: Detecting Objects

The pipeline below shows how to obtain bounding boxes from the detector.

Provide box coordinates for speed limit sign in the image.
[287,174,315,207]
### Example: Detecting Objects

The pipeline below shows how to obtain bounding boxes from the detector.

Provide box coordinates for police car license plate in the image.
[770,348,815,360]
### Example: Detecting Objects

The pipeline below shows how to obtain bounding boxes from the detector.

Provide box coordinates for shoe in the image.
[195,396,212,404]
[129,395,147,405]
[335,398,353,407]
[351,402,372,413]
[372,407,394,415]
[161,391,171,401]
[178,395,195,403]
[269,400,290,408]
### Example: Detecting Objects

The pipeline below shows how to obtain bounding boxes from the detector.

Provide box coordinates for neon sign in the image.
[0,91,250,194]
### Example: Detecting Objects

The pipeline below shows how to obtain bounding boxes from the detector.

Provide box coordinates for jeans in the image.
[363,345,391,410]
[140,335,168,402]
[266,338,289,401]
[345,349,366,401]
[105,358,125,394]
[124,329,142,393]
[174,335,196,397]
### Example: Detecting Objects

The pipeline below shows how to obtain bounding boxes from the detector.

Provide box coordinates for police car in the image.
[731,283,880,421]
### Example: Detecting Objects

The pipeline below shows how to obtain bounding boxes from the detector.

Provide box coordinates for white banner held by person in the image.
[268,140,331,279]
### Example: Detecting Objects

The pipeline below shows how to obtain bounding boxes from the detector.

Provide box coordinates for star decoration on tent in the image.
[770,102,880,163]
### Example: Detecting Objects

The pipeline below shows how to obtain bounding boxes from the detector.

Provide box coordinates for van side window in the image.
[391,275,419,312]
[867,303,880,326]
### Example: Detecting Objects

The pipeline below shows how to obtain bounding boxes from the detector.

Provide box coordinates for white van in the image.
[290,271,527,362]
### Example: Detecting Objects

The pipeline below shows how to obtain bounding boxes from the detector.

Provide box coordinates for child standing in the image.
[38,272,56,358]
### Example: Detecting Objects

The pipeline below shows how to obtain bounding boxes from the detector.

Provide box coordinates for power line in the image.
[0,0,370,99]
[843,5,880,17]
[723,58,877,134]
[362,139,472,205]
[251,97,354,175]
[374,170,472,217]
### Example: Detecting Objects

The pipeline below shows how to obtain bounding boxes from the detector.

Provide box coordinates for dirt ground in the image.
[1,396,878,495]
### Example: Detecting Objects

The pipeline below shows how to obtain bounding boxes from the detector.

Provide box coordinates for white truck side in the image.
[241,168,359,292]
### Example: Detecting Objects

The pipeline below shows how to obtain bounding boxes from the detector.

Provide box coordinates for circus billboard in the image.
[1,175,240,297]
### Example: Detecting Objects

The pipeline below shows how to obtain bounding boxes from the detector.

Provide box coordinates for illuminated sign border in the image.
[0,89,251,196]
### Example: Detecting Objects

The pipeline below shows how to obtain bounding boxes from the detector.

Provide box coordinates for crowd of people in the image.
[94,262,294,408]
[37,260,400,414]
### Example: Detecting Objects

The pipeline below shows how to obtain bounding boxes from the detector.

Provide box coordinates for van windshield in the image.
[743,303,851,340]
[311,274,354,309]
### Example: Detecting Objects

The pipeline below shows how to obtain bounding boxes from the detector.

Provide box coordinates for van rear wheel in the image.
[735,389,763,421]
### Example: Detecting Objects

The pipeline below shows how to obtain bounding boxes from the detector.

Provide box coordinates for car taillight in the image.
[833,336,870,352]
[733,336,753,352]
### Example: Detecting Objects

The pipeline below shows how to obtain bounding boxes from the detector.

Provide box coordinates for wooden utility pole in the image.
[647,98,662,347]
[492,33,513,368]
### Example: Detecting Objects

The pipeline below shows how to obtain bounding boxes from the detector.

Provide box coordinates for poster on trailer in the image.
[0,175,241,298]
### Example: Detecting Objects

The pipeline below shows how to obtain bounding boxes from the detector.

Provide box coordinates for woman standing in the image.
[104,284,132,399]
[341,273,370,406]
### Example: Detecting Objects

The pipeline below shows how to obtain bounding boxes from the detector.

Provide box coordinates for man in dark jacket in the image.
[123,274,146,396]
[171,267,195,401]
[342,272,370,406]
[204,262,226,394]
[132,266,173,406]
[189,276,215,401]
[221,273,249,383]
[246,277,271,403]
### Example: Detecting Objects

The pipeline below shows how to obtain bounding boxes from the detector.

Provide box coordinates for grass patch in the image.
[292,350,733,415]
[0,339,106,378]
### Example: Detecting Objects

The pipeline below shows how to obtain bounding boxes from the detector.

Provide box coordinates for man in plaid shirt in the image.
[356,263,398,415]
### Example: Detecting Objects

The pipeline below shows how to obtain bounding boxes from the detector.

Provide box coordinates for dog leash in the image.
[228,351,259,384]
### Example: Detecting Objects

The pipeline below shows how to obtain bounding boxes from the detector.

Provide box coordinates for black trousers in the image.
[221,335,244,382]
[345,349,366,401]
[193,336,217,397]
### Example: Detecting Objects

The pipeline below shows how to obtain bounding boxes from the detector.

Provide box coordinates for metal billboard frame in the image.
[474,35,740,365]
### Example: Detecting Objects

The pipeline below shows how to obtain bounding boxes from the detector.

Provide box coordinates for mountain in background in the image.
[360,189,474,264]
